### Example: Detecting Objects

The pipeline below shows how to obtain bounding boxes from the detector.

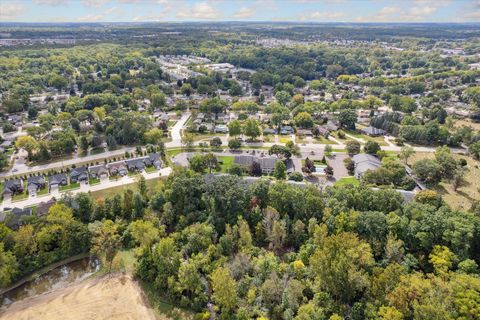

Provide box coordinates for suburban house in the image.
[107,162,128,176]
[315,125,330,138]
[280,126,294,135]
[27,175,46,196]
[70,166,89,183]
[36,198,56,217]
[126,158,146,172]
[214,124,228,133]
[297,129,313,136]
[361,126,387,137]
[88,164,109,179]
[352,154,382,179]
[145,153,162,169]
[326,120,340,131]
[48,173,68,191]
[234,155,293,174]
[2,179,24,197]
[263,128,277,135]
[4,207,33,230]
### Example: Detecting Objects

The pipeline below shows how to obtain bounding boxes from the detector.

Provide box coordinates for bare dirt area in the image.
[0,274,157,320]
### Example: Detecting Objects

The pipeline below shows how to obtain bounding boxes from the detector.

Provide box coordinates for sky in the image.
[0,0,479,23]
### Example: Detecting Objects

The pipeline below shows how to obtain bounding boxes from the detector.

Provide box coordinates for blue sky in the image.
[1,0,479,23]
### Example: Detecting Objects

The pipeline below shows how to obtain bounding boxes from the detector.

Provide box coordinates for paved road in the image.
[1,116,466,181]
[168,112,191,147]
[0,167,172,211]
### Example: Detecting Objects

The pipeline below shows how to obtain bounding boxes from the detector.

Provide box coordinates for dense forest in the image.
[1,169,479,319]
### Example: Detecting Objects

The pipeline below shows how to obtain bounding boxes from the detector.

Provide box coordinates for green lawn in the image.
[90,147,105,155]
[217,156,234,173]
[313,136,336,144]
[90,177,166,199]
[128,171,140,177]
[37,187,49,196]
[279,136,291,144]
[89,177,101,185]
[12,192,28,202]
[59,182,80,192]
[145,166,158,173]
[168,120,177,128]
[335,176,360,186]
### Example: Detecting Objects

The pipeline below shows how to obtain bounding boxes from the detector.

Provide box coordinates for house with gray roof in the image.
[361,126,387,137]
[234,155,293,174]
[27,175,46,196]
[70,166,89,183]
[48,173,68,191]
[126,158,146,172]
[352,154,381,179]
[88,164,109,179]
[3,179,24,197]
[107,161,128,176]
[145,153,162,169]
[4,207,33,230]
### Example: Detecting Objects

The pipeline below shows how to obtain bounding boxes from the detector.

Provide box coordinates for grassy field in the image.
[410,152,480,211]
[334,176,360,186]
[217,155,234,172]
[454,119,480,131]
[90,177,165,200]
[346,130,388,146]
[279,136,291,144]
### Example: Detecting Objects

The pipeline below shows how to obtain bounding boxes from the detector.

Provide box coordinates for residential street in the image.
[0,167,172,211]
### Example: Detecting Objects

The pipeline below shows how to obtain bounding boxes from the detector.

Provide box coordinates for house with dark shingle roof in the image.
[3,179,24,197]
[234,155,293,174]
[4,207,33,230]
[126,158,146,172]
[88,164,109,179]
[36,198,56,217]
[107,161,128,176]
[27,175,46,196]
[70,166,89,183]
[48,173,68,191]
[145,153,162,169]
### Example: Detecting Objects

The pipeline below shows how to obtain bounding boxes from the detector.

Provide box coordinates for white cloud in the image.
[0,3,24,20]
[82,0,110,8]
[232,7,255,19]
[33,0,67,5]
[298,11,345,21]
[78,14,105,22]
[176,1,221,20]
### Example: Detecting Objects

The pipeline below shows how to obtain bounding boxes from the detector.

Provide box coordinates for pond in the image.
[0,256,100,309]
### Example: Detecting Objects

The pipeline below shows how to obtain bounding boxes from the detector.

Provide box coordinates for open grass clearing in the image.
[409,152,480,211]
[334,176,360,186]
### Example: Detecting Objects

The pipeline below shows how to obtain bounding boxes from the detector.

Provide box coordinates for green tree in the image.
[228,138,242,150]
[0,243,18,288]
[364,141,381,155]
[228,120,242,136]
[339,109,357,130]
[91,220,121,273]
[294,112,314,128]
[413,159,442,186]
[399,146,415,165]
[346,140,361,156]
[273,161,287,180]
[243,118,261,141]
[211,266,238,313]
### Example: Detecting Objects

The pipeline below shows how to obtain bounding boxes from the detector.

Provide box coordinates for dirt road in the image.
[0,274,157,320]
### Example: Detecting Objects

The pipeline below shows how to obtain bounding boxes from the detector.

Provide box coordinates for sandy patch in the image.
[0,274,157,320]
